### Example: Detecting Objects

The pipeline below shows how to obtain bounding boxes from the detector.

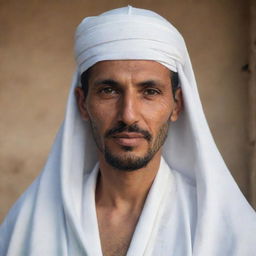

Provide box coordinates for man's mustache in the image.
[105,122,152,142]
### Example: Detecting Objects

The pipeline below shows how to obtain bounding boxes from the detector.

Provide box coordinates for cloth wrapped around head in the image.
[75,6,184,74]
[1,6,255,256]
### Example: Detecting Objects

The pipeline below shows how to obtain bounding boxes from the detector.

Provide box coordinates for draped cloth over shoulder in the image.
[1,6,256,256]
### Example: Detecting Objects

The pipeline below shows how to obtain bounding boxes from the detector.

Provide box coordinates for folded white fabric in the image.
[1,6,256,256]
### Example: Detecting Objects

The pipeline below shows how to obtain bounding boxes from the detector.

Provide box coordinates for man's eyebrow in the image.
[93,79,120,87]
[93,79,165,88]
[138,80,164,87]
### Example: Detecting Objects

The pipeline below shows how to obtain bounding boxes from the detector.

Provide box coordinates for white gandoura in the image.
[1,6,256,256]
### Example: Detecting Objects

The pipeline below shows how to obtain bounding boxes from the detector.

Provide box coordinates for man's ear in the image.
[169,88,183,122]
[75,87,89,120]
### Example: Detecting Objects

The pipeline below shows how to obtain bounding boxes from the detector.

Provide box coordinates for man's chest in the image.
[97,210,139,256]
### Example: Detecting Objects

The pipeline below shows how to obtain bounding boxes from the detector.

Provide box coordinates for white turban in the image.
[1,6,256,256]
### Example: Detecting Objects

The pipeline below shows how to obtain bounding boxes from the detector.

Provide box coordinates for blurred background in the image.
[0,0,255,222]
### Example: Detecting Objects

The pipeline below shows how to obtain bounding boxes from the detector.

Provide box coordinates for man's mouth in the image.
[112,132,146,147]
[105,122,152,144]
[112,132,145,138]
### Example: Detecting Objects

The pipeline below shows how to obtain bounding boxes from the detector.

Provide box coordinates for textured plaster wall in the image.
[249,0,256,208]
[0,0,250,221]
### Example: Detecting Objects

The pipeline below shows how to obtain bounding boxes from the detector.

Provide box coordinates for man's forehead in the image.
[87,60,171,79]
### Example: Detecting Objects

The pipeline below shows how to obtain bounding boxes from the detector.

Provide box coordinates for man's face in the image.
[76,60,182,171]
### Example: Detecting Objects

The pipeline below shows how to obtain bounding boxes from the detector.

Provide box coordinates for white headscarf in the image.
[1,6,256,256]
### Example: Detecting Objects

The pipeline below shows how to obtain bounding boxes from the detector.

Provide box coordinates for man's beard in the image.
[90,121,169,171]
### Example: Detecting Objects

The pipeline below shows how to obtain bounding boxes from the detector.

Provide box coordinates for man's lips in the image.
[111,132,146,147]
[112,132,145,138]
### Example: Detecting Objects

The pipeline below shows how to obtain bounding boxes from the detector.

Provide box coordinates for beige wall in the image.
[0,0,251,221]
[249,0,256,207]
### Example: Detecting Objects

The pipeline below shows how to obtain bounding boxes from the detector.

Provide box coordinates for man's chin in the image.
[104,150,153,171]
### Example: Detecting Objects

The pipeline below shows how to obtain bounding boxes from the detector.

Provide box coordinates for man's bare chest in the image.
[97,210,139,256]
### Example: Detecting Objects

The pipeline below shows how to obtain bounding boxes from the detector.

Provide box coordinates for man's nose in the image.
[118,93,140,125]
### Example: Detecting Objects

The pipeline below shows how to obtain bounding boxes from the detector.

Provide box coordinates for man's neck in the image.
[95,152,161,212]
[95,152,162,256]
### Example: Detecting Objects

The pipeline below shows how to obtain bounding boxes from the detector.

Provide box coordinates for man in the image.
[1,6,256,256]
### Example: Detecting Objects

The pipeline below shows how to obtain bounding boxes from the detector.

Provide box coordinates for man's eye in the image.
[100,87,117,94]
[144,88,160,96]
